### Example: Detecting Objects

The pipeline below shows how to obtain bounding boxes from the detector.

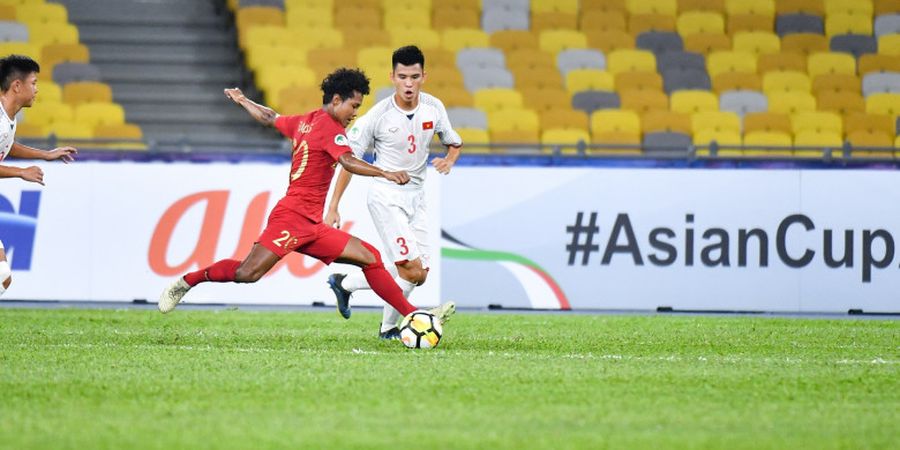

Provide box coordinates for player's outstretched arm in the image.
[224,88,277,127]
[325,168,354,228]
[337,153,409,185]
[9,142,77,163]
[431,144,461,175]
[0,164,44,185]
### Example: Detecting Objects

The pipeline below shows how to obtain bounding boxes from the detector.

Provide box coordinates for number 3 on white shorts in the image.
[396,237,409,256]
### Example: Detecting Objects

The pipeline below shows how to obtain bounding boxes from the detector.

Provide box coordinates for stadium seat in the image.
[863,72,900,95]
[677,11,726,35]
[825,0,874,16]
[670,90,719,113]
[533,0,578,13]
[463,68,515,91]
[874,14,900,36]
[725,0,776,17]
[807,52,857,78]
[246,45,305,71]
[825,13,874,36]
[629,13,677,35]
[540,109,589,131]
[557,49,606,75]
[757,52,808,74]
[858,54,900,74]
[683,33,732,55]
[432,7,480,30]
[642,110,692,133]
[615,71,664,91]
[866,92,900,115]
[531,12,578,32]
[763,71,812,94]
[0,21,27,41]
[791,111,844,135]
[33,82,61,103]
[48,121,93,140]
[727,14,775,35]
[875,0,900,15]
[626,0,678,16]
[582,0,627,13]
[777,0,825,15]
[585,30,636,53]
[334,6,381,29]
[440,29,489,52]
[817,90,866,115]
[541,128,591,154]
[456,48,505,69]
[447,107,488,129]
[482,9,529,33]
[571,91,620,115]
[845,112,894,137]
[490,30,538,52]
[515,68,565,90]
[775,13,825,36]
[488,108,540,133]
[565,69,615,93]
[744,112,793,134]
[619,89,669,112]
[657,51,706,73]
[847,130,894,158]
[538,30,588,53]
[812,73,861,94]
[277,86,322,112]
[719,90,768,115]
[691,111,741,134]
[744,130,793,147]
[733,32,782,56]
[782,33,830,55]
[383,8,430,30]
[768,91,817,113]
[235,6,284,35]
[877,34,900,55]
[15,122,47,139]
[28,23,77,47]
[713,72,762,93]
[0,42,40,62]
[75,102,125,127]
[637,31,684,55]
[643,131,692,153]
[707,51,758,77]
[456,128,491,151]
[579,10,627,31]
[41,43,89,73]
[662,68,712,93]
[23,102,73,126]
[427,86,473,107]
[793,130,843,156]
[285,5,332,30]
[607,49,657,74]
[692,129,742,156]
[490,129,540,146]
[831,35,878,58]
[678,0,725,13]
[506,49,556,71]
[590,109,641,136]
[52,63,101,84]
[473,88,523,112]
[15,3,67,25]
[62,82,112,105]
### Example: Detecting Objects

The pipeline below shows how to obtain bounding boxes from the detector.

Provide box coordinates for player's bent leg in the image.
[233,244,281,283]
[335,237,416,317]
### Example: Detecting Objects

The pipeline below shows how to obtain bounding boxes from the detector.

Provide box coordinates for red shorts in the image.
[257,205,351,264]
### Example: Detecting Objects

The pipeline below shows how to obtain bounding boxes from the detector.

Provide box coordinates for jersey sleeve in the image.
[323,125,353,161]
[347,112,375,159]
[274,114,301,139]
[433,97,463,147]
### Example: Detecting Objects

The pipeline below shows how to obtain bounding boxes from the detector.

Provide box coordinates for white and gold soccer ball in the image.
[399,310,442,349]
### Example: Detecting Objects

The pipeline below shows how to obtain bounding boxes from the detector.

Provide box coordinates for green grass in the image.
[0,308,898,449]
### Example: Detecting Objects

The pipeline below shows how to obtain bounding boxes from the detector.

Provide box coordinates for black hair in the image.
[0,55,40,91]
[392,45,425,70]
[320,67,370,104]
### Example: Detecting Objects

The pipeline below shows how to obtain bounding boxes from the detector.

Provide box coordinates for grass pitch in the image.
[0,308,897,449]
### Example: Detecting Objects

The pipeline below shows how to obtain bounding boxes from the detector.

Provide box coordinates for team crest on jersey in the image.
[349,126,361,140]
[334,134,349,146]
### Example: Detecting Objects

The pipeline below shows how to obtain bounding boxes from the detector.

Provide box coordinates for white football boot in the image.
[427,301,456,325]
[158,278,191,314]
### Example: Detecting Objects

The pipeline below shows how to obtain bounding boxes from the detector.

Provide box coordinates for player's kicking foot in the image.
[158,278,191,314]
[327,273,352,319]
[379,327,401,340]
[428,301,456,325]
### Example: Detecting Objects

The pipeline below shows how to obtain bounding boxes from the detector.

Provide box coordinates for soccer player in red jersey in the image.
[158,68,434,320]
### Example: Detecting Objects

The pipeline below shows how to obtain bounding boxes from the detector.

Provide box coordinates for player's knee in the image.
[360,240,383,268]
[234,264,264,283]
[0,261,11,295]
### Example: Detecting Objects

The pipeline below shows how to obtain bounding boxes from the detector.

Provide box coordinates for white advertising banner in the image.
[441,167,900,313]
[0,162,442,307]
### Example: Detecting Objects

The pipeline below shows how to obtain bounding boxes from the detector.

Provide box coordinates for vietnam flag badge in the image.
[422,121,434,130]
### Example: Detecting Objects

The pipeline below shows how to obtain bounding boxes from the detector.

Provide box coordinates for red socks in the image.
[183,259,241,287]
[359,240,416,317]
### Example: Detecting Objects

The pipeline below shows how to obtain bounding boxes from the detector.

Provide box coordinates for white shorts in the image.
[367,183,430,269]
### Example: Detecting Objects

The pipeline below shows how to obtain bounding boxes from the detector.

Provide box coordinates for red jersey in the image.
[273,109,351,222]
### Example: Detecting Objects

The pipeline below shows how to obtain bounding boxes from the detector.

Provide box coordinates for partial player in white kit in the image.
[325,46,462,339]
[0,55,78,297]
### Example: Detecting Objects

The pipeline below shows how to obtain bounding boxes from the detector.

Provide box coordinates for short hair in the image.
[0,55,40,91]
[392,45,425,70]
[320,67,370,104]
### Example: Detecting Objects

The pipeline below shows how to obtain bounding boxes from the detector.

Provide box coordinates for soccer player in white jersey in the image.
[0,55,78,297]
[325,46,461,339]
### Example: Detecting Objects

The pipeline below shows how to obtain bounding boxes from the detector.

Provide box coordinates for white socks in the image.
[340,271,370,292]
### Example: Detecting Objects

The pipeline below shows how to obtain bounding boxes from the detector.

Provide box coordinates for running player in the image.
[158,68,448,322]
[0,55,78,297]
[324,46,462,339]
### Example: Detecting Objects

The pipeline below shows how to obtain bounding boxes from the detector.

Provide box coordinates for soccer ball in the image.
[399,310,442,349]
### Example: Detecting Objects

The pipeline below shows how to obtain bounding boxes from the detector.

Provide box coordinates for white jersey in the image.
[348,92,461,188]
[0,106,16,162]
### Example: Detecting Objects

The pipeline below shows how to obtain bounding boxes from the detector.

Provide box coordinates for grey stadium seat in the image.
[571,91,620,115]
[447,107,488,129]
[456,48,506,70]
[831,34,878,58]
[636,31,683,54]
[237,0,284,7]
[556,49,606,75]
[657,51,705,72]
[896,116,900,134]
[775,13,824,36]
[481,9,529,33]
[52,62,102,84]
[643,131,692,154]
[862,72,900,96]
[874,14,900,37]
[462,67,514,91]
[662,68,711,93]
[375,86,393,102]
[0,21,28,41]
[719,90,768,116]
[482,0,529,9]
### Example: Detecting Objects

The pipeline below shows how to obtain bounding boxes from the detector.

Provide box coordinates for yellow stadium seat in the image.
[744,112,792,134]
[432,7,479,30]
[591,109,641,135]
[607,49,657,74]
[620,89,669,112]
[725,0,775,17]
[285,6,333,30]
[812,73,860,94]
[589,131,641,155]
[41,43,88,71]
[878,34,900,56]
[676,12,725,35]
[808,52,857,78]
[425,70,465,89]
[384,9,430,30]
[241,26,290,49]
[629,13,677,34]
[845,112,894,136]
[23,102,72,126]
[583,0,627,13]
[782,33,829,56]
[693,129,742,156]
[858,54,900,75]
[427,86,473,107]
[565,69,615,93]
[74,102,124,127]
[236,7,283,34]
[521,87,571,111]
[506,48,555,71]
[292,29,343,51]
[691,111,741,134]
[246,45,306,71]
[334,6,381,30]
[541,128,591,154]
[712,72,762,94]
[515,68,564,90]
[642,110,692,133]
[456,128,490,152]
[679,0,725,13]
[532,12,578,32]
[27,22,78,46]
[768,91,817,113]
[579,11,627,32]
[757,52,807,74]
[62,81,112,105]
[440,29,488,52]
[777,0,826,15]
[474,88,524,112]
[585,30,635,53]
[533,0,578,14]
[791,111,843,135]
[743,130,793,157]
[0,42,40,62]
[490,31,538,52]
[825,13,873,36]
[625,0,677,15]
[357,46,393,71]
[817,91,865,115]
[490,129,540,147]
[727,14,775,35]
[540,109,589,131]
[825,0,874,16]
[277,86,321,112]
[763,71,812,94]
[256,66,316,104]
[866,93,900,116]
[707,51,758,77]
[0,5,14,21]
[683,33,732,55]
[733,31,781,55]
[615,71,664,92]
[15,122,47,139]
[15,3,67,25]
[286,0,334,8]
[342,28,390,52]
[847,130,893,157]
[538,30,587,53]
[381,0,432,8]
[96,123,143,142]
[390,28,440,50]
[306,48,356,79]
[793,130,842,156]
[48,121,92,139]
[670,90,719,113]
[34,81,61,103]
[488,108,540,133]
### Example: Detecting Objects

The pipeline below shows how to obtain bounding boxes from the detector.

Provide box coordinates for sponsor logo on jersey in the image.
[389,127,399,133]
[334,134,349,146]
[422,121,433,130]
[296,122,313,134]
